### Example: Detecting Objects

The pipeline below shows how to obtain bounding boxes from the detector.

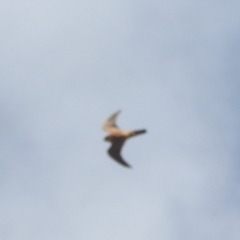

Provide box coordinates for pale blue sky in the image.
[0,1,240,239]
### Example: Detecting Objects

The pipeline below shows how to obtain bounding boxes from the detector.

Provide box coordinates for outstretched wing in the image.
[103,110,121,133]
[108,138,131,168]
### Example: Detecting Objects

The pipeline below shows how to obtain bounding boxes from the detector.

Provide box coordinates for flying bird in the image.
[103,110,147,168]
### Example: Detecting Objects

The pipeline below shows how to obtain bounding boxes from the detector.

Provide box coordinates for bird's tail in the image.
[130,129,147,137]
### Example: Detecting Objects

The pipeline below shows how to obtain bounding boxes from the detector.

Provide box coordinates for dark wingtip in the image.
[125,164,132,168]
[120,162,131,168]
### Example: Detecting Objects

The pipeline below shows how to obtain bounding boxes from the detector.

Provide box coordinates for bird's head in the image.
[104,136,111,142]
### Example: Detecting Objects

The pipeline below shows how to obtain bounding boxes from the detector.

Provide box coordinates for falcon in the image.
[103,110,147,168]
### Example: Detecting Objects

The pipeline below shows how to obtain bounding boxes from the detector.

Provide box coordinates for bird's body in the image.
[103,110,146,168]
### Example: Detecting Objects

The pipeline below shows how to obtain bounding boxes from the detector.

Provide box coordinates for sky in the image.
[0,0,240,239]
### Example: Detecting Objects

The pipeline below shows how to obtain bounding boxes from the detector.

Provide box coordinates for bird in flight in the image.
[103,110,147,168]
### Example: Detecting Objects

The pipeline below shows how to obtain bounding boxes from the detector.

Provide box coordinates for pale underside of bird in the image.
[103,110,147,168]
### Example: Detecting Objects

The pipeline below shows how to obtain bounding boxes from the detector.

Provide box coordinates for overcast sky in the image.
[0,1,240,239]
